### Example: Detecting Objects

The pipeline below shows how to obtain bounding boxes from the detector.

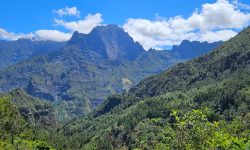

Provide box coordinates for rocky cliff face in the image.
[67,24,145,60]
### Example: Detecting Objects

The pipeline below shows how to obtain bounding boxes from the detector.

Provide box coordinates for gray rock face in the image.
[67,24,145,60]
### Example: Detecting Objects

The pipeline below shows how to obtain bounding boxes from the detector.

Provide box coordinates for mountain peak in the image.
[67,24,145,60]
[72,31,80,37]
[91,24,121,32]
[16,38,33,43]
[180,39,191,44]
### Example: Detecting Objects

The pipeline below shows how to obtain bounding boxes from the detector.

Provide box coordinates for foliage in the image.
[0,27,250,149]
[0,94,55,149]
[53,27,250,149]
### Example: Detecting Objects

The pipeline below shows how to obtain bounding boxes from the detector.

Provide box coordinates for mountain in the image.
[54,27,250,149]
[0,25,173,122]
[170,40,223,59]
[0,39,65,69]
[68,24,145,60]
[0,25,246,149]
[0,25,222,122]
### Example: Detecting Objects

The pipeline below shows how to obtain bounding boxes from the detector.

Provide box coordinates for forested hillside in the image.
[0,89,57,149]
[52,27,250,149]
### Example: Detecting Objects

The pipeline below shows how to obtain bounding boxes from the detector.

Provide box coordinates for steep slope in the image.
[0,39,65,69]
[57,27,250,149]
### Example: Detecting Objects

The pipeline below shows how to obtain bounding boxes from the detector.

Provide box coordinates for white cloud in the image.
[55,13,103,33]
[1,1,249,47]
[0,28,34,40]
[0,13,103,42]
[34,30,72,42]
[195,30,238,43]
[123,0,250,49]
[0,28,20,40]
[0,28,71,42]
[53,6,80,17]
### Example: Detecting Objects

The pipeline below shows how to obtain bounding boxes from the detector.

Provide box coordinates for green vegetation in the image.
[0,96,55,149]
[58,70,250,149]
[50,27,250,149]
[0,27,249,149]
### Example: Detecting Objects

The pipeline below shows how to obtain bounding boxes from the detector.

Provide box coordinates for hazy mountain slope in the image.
[57,27,250,149]
[170,40,223,59]
[0,39,65,69]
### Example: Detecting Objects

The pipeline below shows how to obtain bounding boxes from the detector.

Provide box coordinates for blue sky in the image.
[0,0,215,32]
[0,0,250,49]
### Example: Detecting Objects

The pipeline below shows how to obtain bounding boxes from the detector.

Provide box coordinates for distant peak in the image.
[105,24,122,29]
[181,39,191,43]
[179,40,195,46]
[72,31,79,35]
[67,31,85,45]
[179,40,221,46]
[71,31,84,38]
[17,38,32,42]
[90,24,123,34]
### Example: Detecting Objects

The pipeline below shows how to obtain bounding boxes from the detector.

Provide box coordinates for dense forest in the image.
[0,27,250,149]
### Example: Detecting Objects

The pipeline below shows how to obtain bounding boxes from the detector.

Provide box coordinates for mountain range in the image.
[0,25,249,149]
[0,25,223,122]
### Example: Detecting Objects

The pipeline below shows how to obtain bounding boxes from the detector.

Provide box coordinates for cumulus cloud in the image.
[55,13,103,33]
[0,28,71,42]
[34,30,72,41]
[1,1,249,47]
[0,28,20,40]
[123,0,250,49]
[0,28,34,40]
[53,6,80,17]
[195,30,238,42]
[0,12,104,42]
